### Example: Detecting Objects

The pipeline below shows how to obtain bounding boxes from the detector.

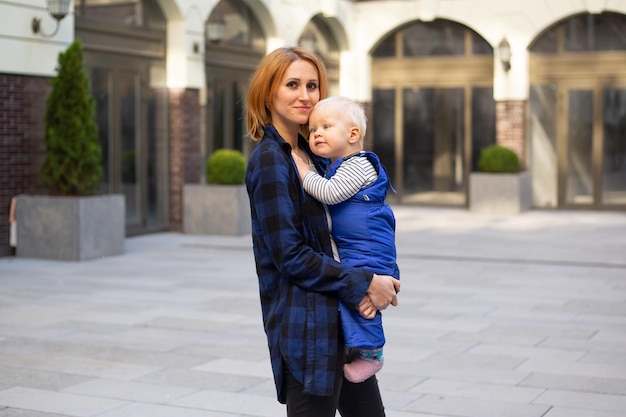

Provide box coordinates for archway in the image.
[529,12,626,209]
[371,19,494,206]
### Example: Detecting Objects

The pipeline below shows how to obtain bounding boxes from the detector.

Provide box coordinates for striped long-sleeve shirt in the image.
[302,154,378,205]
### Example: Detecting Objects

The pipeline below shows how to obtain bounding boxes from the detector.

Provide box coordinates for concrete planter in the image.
[15,194,125,261]
[469,171,532,215]
[183,184,251,235]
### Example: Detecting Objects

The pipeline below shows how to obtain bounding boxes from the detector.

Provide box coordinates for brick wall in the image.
[496,100,527,169]
[0,74,49,255]
[168,88,201,229]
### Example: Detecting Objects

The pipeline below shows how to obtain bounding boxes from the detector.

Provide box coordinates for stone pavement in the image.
[0,206,625,417]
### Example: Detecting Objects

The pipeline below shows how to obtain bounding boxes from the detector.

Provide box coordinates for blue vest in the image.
[325,151,399,350]
[326,151,398,277]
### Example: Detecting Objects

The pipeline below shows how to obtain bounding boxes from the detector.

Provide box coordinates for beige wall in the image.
[2,0,626,98]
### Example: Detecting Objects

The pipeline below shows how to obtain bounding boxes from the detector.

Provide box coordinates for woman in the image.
[245,46,400,417]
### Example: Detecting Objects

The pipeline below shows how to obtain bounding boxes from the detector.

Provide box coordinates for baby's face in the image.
[308,109,358,162]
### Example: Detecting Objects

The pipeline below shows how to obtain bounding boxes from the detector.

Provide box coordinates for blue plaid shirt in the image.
[245,125,373,402]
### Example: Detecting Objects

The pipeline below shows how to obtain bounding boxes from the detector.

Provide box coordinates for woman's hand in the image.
[367,274,400,310]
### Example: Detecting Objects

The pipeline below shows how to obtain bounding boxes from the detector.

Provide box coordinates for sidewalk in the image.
[1,207,625,417]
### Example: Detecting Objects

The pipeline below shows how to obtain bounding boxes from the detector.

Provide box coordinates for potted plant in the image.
[15,40,125,261]
[183,148,251,235]
[469,144,532,214]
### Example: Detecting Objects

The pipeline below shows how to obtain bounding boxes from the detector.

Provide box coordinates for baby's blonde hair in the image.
[313,96,367,141]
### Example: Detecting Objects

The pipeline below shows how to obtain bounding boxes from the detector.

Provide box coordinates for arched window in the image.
[208,0,265,51]
[374,19,492,58]
[531,12,626,53]
[205,0,266,160]
[75,0,166,29]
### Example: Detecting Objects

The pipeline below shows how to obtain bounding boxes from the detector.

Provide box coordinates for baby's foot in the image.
[344,357,383,383]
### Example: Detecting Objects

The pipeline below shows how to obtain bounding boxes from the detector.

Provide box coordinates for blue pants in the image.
[340,300,384,350]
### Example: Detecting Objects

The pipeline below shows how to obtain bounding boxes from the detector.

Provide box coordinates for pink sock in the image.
[344,350,384,383]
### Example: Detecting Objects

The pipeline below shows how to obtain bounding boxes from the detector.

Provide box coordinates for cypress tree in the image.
[39,39,102,196]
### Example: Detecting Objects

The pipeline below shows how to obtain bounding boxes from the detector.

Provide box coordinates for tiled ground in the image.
[1,207,625,417]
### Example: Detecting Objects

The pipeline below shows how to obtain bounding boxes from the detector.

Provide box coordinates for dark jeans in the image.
[338,376,386,417]
[284,348,385,417]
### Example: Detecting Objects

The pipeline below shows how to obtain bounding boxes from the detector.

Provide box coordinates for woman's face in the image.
[271,59,320,139]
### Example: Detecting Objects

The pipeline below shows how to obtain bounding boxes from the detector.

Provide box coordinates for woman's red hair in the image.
[246,47,328,141]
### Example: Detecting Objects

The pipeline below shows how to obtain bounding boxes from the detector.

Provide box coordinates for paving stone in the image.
[193,357,273,378]
[0,367,90,391]
[15,355,161,381]
[520,372,626,395]
[139,368,268,392]
[410,378,544,403]
[94,402,241,417]
[0,409,67,417]
[0,387,126,417]
[238,378,278,398]
[172,389,284,416]
[173,341,270,362]
[517,357,626,379]
[534,389,626,413]
[62,378,199,403]
[543,407,625,417]
[467,343,586,362]
[404,393,550,417]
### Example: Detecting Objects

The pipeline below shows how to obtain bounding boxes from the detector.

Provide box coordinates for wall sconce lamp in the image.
[32,0,72,38]
[299,30,317,52]
[498,37,512,72]
[206,13,225,44]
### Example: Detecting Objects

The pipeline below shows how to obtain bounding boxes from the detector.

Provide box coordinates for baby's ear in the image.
[349,127,360,143]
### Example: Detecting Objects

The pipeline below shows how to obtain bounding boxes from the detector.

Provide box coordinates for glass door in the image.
[373,86,495,206]
[77,0,169,234]
[206,67,249,158]
[402,87,465,201]
[564,89,594,205]
[561,85,626,208]
[602,88,626,205]
[90,65,169,233]
[118,70,141,227]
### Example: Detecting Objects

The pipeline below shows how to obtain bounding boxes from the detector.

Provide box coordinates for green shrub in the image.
[477,145,521,173]
[205,149,246,185]
[39,40,102,196]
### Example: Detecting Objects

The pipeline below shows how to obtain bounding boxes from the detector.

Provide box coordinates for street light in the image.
[498,37,512,72]
[32,0,71,38]
[206,13,226,44]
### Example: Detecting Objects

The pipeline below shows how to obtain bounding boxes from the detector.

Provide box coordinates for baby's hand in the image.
[291,150,310,181]
[291,149,302,163]
[358,295,377,319]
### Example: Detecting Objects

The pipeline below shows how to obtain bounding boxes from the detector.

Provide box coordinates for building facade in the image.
[1,0,625,255]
